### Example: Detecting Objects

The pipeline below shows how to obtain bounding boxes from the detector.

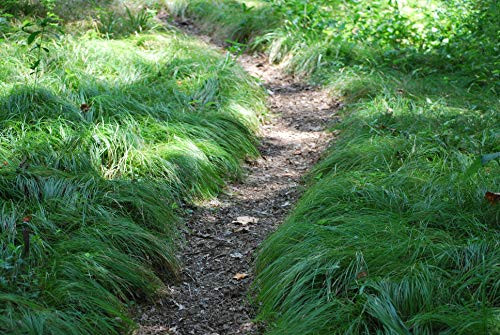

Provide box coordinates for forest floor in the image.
[134,22,339,335]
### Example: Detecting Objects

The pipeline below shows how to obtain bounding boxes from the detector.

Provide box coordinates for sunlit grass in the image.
[163,0,277,43]
[2,0,498,333]
[0,29,265,334]
[160,1,500,333]
[254,69,499,334]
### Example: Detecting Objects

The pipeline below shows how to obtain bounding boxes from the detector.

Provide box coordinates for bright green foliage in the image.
[164,0,500,333]
[167,0,498,86]
[249,1,500,333]
[1,0,162,38]
[260,0,499,85]
[0,31,264,334]
[255,71,499,334]
[164,0,278,44]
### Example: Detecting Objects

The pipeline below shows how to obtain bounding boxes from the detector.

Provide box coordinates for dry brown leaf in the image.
[80,103,90,112]
[485,191,500,204]
[356,271,368,279]
[233,273,248,280]
[232,216,259,225]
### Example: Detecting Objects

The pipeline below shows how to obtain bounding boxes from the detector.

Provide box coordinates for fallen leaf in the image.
[22,216,32,223]
[356,271,368,279]
[485,191,500,204]
[232,216,259,225]
[233,273,248,280]
[80,103,90,112]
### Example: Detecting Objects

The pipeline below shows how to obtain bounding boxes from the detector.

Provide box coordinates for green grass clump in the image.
[164,0,278,44]
[166,0,498,86]
[168,2,499,333]
[259,0,498,84]
[0,30,265,334]
[255,70,499,334]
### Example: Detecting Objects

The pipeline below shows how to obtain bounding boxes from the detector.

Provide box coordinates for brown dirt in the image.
[134,24,339,335]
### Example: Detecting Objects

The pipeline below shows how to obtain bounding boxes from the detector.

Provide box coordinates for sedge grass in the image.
[163,0,278,44]
[254,70,499,334]
[164,1,499,333]
[0,28,265,334]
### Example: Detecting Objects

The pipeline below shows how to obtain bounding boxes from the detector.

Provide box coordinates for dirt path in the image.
[135,28,338,335]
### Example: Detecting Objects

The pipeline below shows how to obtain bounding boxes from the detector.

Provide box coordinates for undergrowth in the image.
[255,70,499,334]
[0,9,265,334]
[167,1,500,334]
[2,0,499,333]
[163,0,278,44]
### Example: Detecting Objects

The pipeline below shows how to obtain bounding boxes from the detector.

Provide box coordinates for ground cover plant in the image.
[255,72,500,333]
[163,0,279,44]
[166,0,500,334]
[2,0,499,334]
[255,1,500,333]
[0,3,266,333]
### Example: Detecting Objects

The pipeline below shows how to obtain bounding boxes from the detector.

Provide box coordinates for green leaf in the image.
[30,59,41,70]
[40,18,50,27]
[27,31,42,45]
[29,43,41,52]
[464,157,482,178]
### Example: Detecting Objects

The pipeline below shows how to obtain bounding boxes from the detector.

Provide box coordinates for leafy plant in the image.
[96,9,120,37]
[225,39,248,59]
[465,151,500,177]
[125,6,155,33]
[21,12,62,79]
[96,6,156,37]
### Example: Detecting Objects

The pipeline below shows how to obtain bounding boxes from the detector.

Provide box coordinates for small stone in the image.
[230,252,243,259]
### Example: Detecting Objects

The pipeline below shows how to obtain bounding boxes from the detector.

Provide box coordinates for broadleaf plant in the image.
[21,12,62,80]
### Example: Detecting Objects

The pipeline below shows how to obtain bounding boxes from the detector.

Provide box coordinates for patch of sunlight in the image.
[228,102,259,129]
[235,0,267,9]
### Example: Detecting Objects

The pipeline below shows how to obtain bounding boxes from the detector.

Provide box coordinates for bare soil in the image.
[134,24,339,335]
